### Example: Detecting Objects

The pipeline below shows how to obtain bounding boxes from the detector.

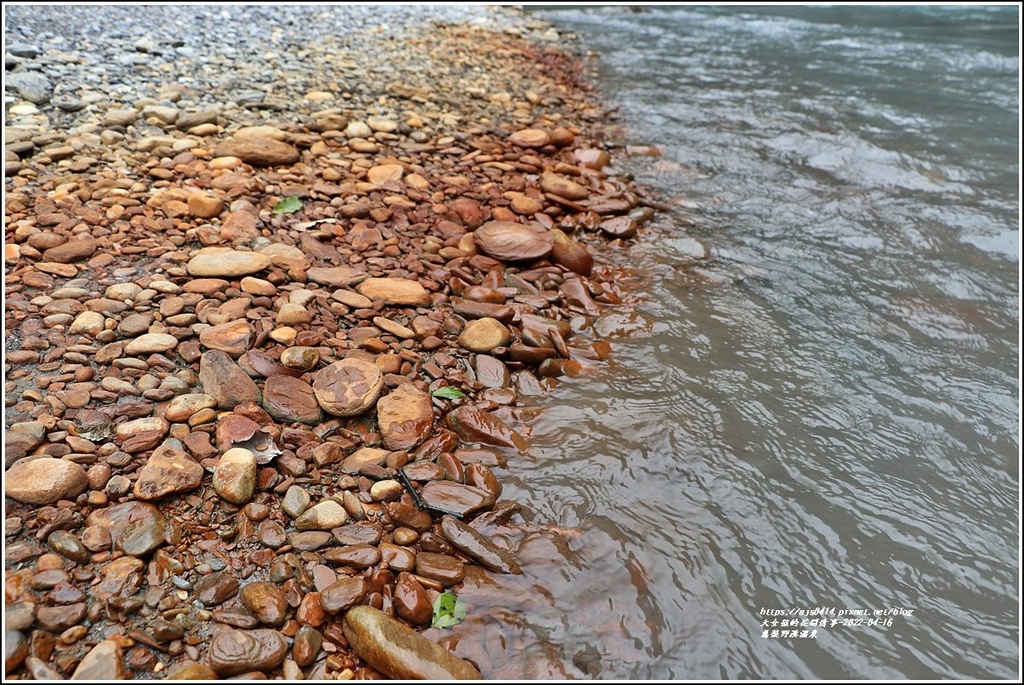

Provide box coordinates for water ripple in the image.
[524,5,1018,679]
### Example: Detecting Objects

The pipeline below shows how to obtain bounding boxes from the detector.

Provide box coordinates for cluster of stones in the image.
[4,7,658,681]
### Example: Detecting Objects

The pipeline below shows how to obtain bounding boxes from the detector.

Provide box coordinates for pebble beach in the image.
[4,4,661,679]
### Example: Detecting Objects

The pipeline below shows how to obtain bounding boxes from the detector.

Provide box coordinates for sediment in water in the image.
[3,5,658,679]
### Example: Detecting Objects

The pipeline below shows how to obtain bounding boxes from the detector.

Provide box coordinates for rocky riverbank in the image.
[4,5,659,679]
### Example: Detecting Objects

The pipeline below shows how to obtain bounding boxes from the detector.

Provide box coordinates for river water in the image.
[482,5,1018,680]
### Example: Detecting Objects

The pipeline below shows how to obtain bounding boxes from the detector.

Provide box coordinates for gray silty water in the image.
[503,5,1019,679]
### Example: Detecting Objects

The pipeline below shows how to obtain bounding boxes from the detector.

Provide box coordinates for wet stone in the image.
[288,531,333,551]
[440,515,521,574]
[475,354,510,388]
[292,625,322,667]
[385,500,433,533]
[446,404,527,450]
[240,581,288,627]
[47,531,91,564]
[194,571,239,607]
[295,500,348,531]
[414,552,466,587]
[206,627,288,677]
[379,542,417,573]
[319,576,367,615]
[343,605,481,679]
[213,606,260,629]
[86,501,167,556]
[420,481,495,517]
[393,571,433,626]
[323,544,381,569]
[332,521,384,546]
[298,592,328,626]
[258,520,287,548]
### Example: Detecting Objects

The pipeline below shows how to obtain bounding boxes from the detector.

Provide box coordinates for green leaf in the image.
[431,591,467,629]
[272,196,303,214]
[431,386,467,400]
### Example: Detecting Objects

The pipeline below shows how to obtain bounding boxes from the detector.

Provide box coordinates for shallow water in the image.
[489,6,1018,679]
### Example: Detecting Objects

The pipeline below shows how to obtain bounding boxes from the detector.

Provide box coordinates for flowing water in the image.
[478,6,1018,679]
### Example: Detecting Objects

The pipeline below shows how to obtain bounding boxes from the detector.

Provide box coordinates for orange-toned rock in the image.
[549,228,593,276]
[540,171,589,201]
[342,606,481,680]
[188,191,224,219]
[508,129,549,148]
[472,221,552,262]
[366,163,404,184]
[186,248,271,277]
[356,278,431,306]
[457,317,511,353]
[199,319,253,356]
[549,126,575,147]
[376,384,433,451]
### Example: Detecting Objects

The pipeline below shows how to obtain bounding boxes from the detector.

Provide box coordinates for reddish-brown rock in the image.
[376,384,433,451]
[446,404,527,450]
[262,375,323,425]
[473,221,552,262]
[214,137,299,166]
[200,351,261,410]
[132,443,204,501]
[312,359,383,417]
[41,238,99,263]
[199,320,253,356]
